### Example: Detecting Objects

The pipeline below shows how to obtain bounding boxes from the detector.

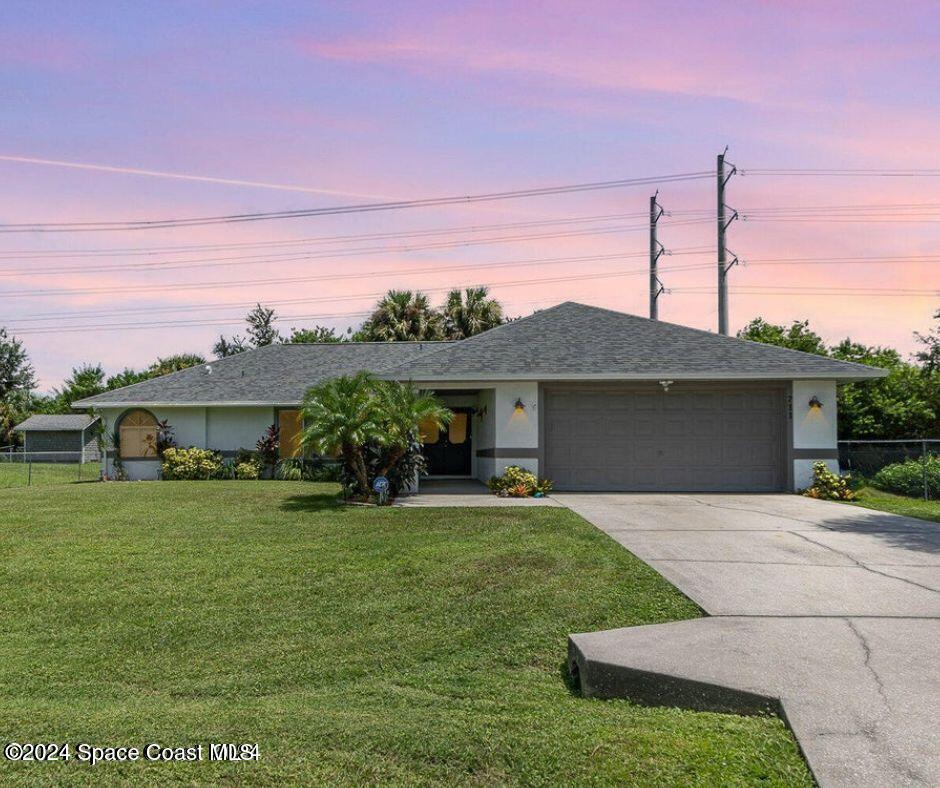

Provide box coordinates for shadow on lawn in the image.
[279,492,345,513]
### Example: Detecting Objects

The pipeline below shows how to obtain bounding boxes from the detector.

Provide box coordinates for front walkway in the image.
[395,478,560,507]
[557,493,940,787]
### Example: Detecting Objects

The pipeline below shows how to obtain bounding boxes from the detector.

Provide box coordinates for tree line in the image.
[0,292,936,446]
[737,311,939,439]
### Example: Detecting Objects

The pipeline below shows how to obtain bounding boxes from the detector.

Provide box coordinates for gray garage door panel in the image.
[544,385,786,492]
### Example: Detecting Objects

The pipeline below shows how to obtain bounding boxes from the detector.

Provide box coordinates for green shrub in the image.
[161,447,224,481]
[234,460,262,480]
[487,465,553,497]
[803,461,856,501]
[872,455,939,498]
[275,458,344,482]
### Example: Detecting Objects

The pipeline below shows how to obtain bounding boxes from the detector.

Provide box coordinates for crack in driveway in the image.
[558,493,940,787]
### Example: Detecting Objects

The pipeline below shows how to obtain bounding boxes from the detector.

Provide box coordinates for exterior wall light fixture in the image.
[808,395,823,410]
[514,398,525,413]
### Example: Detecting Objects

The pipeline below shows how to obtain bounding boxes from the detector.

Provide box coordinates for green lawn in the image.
[0,482,810,785]
[0,461,99,489]
[849,485,940,524]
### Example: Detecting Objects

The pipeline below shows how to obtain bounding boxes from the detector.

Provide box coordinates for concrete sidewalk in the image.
[556,493,940,787]
[395,478,560,507]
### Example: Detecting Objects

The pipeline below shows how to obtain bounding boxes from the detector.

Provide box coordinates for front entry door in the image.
[422,408,472,476]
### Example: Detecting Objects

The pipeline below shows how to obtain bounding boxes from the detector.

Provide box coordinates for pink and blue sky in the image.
[1,1,938,388]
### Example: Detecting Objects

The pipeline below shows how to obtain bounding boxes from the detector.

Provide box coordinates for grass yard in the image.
[0,482,810,786]
[849,485,940,524]
[0,461,99,489]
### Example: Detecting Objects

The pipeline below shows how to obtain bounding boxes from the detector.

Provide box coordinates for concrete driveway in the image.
[556,493,940,787]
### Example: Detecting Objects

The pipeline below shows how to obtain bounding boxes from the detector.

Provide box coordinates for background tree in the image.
[287,325,346,344]
[245,303,281,347]
[213,334,247,359]
[356,290,444,342]
[106,367,150,390]
[0,328,36,445]
[213,304,280,358]
[39,363,107,413]
[737,318,828,355]
[442,286,503,339]
[147,353,206,376]
[741,315,939,439]
[914,308,940,372]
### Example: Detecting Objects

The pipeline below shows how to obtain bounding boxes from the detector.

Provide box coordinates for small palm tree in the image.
[300,372,384,496]
[361,290,444,341]
[442,286,503,339]
[375,381,451,477]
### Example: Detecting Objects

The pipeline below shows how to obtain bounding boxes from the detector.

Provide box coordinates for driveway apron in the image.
[556,493,940,787]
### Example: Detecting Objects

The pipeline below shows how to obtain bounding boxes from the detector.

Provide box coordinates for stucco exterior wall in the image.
[791,380,838,490]
[474,389,496,482]
[207,406,275,451]
[492,381,540,477]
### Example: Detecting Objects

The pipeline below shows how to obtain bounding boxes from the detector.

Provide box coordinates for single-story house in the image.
[13,414,101,462]
[74,302,885,491]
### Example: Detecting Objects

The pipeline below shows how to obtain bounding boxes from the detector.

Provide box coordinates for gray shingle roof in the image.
[383,302,886,381]
[74,303,885,407]
[14,414,99,432]
[74,342,449,406]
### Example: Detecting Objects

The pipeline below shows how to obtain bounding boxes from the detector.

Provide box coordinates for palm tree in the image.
[442,286,503,339]
[375,381,451,478]
[300,372,384,497]
[360,290,444,341]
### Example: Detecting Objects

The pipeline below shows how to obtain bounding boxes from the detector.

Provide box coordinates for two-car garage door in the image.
[543,383,787,492]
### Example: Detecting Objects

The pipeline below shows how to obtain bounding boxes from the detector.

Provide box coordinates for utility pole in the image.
[716,150,737,334]
[649,192,665,319]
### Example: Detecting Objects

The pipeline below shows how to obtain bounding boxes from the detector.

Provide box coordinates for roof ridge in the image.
[568,302,882,374]
[377,302,576,376]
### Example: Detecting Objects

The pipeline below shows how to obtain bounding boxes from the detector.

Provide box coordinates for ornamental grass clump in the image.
[803,461,856,501]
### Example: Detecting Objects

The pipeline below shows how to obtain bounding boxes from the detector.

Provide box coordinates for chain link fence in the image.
[839,439,940,501]
[0,448,101,488]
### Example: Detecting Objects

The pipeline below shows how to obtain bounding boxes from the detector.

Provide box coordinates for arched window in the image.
[119,410,158,458]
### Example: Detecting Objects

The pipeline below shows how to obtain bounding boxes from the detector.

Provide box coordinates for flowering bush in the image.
[234,460,263,480]
[161,447,224,480]
[487,465,553,497]
[803,461,856,501]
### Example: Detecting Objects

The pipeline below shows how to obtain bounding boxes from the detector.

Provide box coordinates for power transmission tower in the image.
[649,192,666,319]
[716,149,738,334]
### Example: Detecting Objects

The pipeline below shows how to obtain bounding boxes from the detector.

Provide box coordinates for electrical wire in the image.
[0,219,716,278]
[0,211,665,259]
[741,168,940,177]
[5,267,691,334]
[0,171,714,232]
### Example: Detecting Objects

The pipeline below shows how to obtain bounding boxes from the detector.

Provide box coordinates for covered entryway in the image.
[543,383,787,491]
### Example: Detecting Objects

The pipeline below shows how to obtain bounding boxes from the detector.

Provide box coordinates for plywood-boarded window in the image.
[119,410,158,458]
[418,417,440,445]
[278,410,303,458]
[448,412,468,445]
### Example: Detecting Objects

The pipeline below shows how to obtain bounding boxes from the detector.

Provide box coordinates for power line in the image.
[0,211,670,259]
[741,168,940,177]
[3,257,719,323]
[0,171,714,233]
[5,267,683,334]
[0,219,716,278]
